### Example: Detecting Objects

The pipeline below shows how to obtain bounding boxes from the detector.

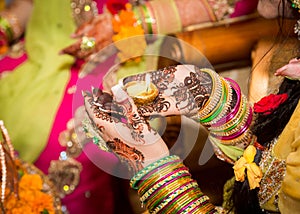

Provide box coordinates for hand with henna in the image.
[274,57,300,80]
[119,65,223,121]
[60,13,114,61]
[82,85,169,174]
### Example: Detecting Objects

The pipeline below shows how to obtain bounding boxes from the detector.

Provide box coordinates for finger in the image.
[274,65,287,76]
[289,58,300,64]
[111,84,161,145]
[60,40,81,55]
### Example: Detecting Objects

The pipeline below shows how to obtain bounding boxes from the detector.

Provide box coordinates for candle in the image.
[125,74,158,106]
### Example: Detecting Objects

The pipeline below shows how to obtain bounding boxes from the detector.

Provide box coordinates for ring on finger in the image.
[80,36,96,51]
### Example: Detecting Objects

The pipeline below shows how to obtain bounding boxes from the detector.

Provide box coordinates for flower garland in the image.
[4,160,57,214]
[0,121,60,214]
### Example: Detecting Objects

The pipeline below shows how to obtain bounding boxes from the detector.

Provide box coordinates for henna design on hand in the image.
[106,138,144,173]
[123,65,214,116]
[183,71,211,110]
[137,96,171,115]
[83,88,124,133]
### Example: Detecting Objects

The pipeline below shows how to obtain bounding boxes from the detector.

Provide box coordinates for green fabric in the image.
[0,0,76,162]
[209,136,244,161]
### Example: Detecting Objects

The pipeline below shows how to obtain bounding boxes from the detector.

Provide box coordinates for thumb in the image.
[111,84,160,145]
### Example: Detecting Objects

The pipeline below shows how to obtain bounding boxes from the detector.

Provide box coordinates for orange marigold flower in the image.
[19,174,43,191]
[112,3,146,63]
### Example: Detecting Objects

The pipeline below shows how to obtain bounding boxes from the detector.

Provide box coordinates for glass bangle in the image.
[137,162,185,195]
[200,79,228,123]
[211,78,241,127]
[130,155,180,189]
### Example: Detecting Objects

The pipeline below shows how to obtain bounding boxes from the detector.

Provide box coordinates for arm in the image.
[61,0,258,60]
[120,65,253,163]
[274,57,300,80]
[82,84,218,213]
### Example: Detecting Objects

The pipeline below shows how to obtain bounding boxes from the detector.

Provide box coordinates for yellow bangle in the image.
[285,76,300,81]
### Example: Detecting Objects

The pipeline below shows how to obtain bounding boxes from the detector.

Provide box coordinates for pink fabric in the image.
[0,56,117,213]
[33,60,116,213]
[230,0,259,18]
[0,54,27,73]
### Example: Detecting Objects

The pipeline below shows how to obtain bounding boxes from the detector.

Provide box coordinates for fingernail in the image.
[111,84,128,103]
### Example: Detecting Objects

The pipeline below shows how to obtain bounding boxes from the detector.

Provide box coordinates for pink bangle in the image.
[211,78,242,127]
[212,107,253,140]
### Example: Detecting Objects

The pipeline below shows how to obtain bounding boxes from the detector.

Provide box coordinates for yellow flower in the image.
[233,145,263,189]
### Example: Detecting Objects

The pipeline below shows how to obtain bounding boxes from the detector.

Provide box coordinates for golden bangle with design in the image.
[200,78,226,123]
[198,69,223,118]
[198,69,223,117]
[144,175,192,208]
[206,78,233,126]
[166,188,203,213]
[140,168,190,204]
[201,78,233,126]
[217,128,253,147]
[209,102,251,137]
[138,162,186,195]
[208,95,248,132]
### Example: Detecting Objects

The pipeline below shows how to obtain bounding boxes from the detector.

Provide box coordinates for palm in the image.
[83,87,169,173]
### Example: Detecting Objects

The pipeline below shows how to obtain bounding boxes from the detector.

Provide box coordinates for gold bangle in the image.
[138,162,185,195]
[145,175,191,208]
[148,0,182,34]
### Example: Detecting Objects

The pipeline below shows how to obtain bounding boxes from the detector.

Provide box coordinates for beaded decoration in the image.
[290,0,300,39]
[71,0,98,26]
[258,138,286,210]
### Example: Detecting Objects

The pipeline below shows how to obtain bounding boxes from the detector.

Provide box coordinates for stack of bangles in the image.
[132,0,182,35]
[130,155,217,214]
[198,68,254,150]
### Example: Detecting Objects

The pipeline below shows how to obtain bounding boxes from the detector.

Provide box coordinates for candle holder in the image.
[124,80,159,106]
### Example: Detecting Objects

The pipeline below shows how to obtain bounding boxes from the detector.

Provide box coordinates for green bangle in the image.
[0,16,13,42]
[141,4,153,34]
[130,155,180,189]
